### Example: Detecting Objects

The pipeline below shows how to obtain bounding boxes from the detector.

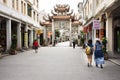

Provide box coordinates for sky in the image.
[39,0,83,13]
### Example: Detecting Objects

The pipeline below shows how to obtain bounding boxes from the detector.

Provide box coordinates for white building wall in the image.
[83,0,94,25]
[106,16,113,54]
[0,2,40,28]
[94,0,116,17]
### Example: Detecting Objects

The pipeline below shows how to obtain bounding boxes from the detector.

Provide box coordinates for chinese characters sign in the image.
[93,20,100,29]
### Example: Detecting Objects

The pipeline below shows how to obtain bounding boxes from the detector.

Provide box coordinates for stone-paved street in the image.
[0,42,120,80]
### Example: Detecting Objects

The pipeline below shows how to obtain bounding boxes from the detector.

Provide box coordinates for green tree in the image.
[80,31,85,46]
[102,37,107,53]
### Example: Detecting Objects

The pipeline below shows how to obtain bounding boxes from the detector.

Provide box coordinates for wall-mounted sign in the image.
[93,20,100,29]
[36,29,42,34]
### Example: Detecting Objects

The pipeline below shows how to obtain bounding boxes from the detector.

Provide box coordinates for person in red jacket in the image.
[33,39,39,53]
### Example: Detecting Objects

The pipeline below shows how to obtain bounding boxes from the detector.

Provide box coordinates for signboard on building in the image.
[36,29,42,35]
[93,20,100,29]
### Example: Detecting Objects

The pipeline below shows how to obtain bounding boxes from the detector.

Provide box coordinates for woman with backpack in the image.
[94,39,104,68]
[85,39,93,67]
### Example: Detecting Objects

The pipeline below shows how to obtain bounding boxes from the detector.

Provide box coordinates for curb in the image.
[0,54,9,59]
[108,59,120,66]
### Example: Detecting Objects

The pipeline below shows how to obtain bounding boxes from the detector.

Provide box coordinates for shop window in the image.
[116,28,120,52]
[96,30,99,38]
[100,29,105,39]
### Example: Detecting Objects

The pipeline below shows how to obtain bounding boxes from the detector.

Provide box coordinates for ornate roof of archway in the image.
[40,4,82,26]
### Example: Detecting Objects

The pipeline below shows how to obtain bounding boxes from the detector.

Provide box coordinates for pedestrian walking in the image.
[94,39,104,68]
[33,39,39,53]
[72,40,76,48]
[53,39,57,46]
[85,39,93,67]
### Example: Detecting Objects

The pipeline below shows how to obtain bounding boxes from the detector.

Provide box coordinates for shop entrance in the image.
[0,18,6,51]
[114,27,120,53]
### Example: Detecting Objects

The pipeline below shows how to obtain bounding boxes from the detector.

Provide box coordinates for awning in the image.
[83,22,93,33]
[88,23,92,32]
[83,26,88,34]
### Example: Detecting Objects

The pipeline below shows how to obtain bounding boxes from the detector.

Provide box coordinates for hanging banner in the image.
[93,20,100,29]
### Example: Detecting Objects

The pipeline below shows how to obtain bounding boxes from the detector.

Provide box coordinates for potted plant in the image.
[81,37,85,48]
[9,34,17,55]
[102,37,108,60]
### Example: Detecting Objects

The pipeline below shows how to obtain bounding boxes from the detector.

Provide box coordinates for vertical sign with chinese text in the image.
[93,20,100,29]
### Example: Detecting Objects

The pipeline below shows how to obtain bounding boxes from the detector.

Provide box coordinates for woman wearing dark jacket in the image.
[94,39,104,68]
[73,41,76,48]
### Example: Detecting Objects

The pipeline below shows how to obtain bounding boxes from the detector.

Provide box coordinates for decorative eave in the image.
[43,16,49,21]
[40,21,51,26]
[72,21,82,26]
[26,0,32,5]
[67,9,73,15]
[71,14,75,21]
[48,14,52,21]
[52,15,71,21]
[51,10,57,16]
[73,15,82,21]
[54,4,70,12]
[40,4,82,27]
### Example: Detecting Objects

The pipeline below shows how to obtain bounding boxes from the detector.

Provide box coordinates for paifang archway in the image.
[40,4,82,46]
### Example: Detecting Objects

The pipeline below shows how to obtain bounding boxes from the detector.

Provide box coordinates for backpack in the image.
[85,46,91,55]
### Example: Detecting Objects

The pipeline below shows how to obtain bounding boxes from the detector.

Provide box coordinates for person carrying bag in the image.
[85,39,93,67]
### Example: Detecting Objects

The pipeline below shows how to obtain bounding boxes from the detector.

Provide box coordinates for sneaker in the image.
[88,63,90,67]
[100,65,103,68]
[96,64,98,68]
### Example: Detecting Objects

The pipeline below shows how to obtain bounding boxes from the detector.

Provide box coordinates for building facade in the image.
[83,0,120,55]
[0,0,41,52]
